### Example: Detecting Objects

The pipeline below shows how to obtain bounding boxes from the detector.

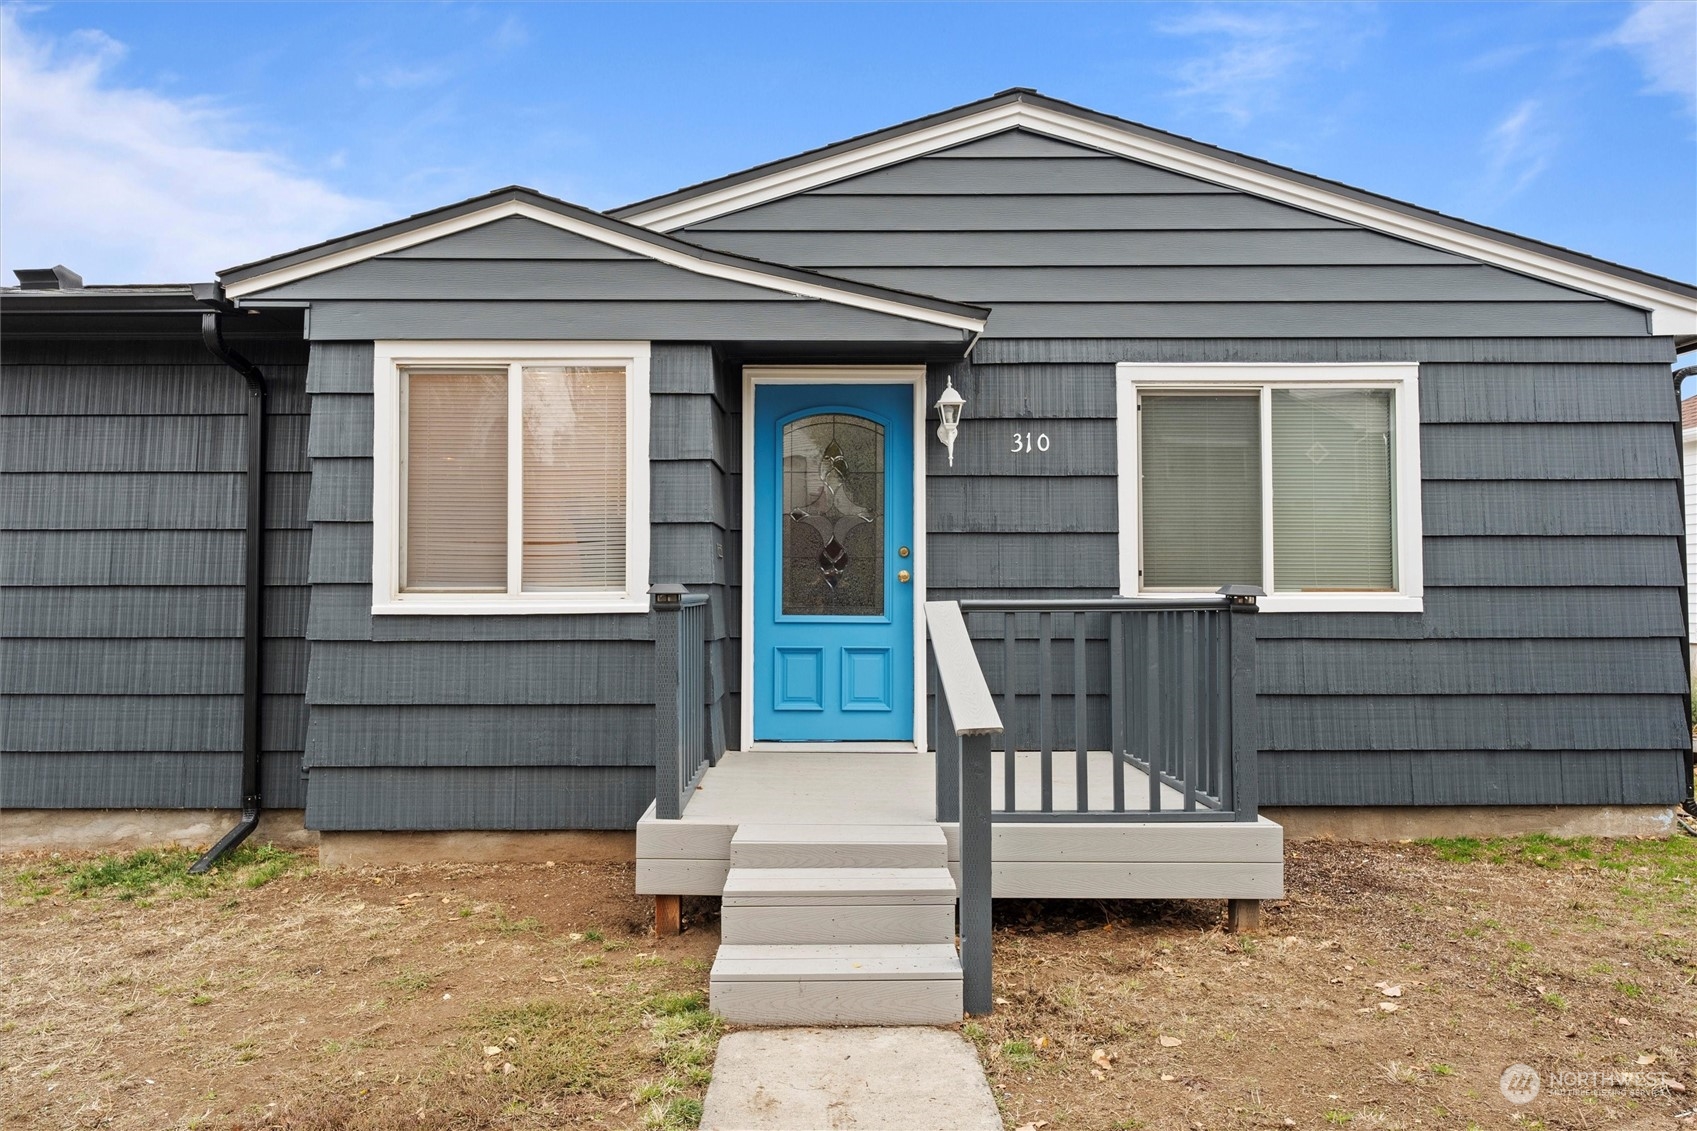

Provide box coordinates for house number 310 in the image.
[1011,431,1050,453]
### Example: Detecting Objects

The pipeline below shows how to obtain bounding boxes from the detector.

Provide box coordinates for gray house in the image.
[6,90,1695,1023]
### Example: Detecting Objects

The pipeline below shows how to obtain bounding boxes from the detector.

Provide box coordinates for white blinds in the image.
[1271,388,1394,590]
[1140,394,1262,589]
[522,367,627,592]
[403,370,508,590]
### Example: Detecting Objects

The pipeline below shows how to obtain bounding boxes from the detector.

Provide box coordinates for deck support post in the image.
[654,895,682,937]
[1227,898,1261,933]
[959,732,993,1016]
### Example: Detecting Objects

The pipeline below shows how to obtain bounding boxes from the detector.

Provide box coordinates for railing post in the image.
[960,732,993,1016]
[926,600,1005,1016]
[651,583,686,821]
[1219,585,1262,823]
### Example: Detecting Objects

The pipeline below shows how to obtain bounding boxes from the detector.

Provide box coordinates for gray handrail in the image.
[926,601,1003,734]
[925,600,1003,1017]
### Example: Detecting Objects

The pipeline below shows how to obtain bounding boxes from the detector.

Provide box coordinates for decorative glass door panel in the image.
[782,414,885,617]
[753,384,913,742]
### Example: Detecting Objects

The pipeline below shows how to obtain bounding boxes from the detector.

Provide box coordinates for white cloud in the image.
[0,9,383,285]
[1157,3,1380,125]
[1482,98,1554,198]
[1607,0,1697,117]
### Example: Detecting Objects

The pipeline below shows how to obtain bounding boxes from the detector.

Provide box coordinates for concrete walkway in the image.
[700,1027,1002,1131]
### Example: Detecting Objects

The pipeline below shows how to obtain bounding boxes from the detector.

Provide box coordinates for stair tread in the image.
[712,943,962,982]
[722,866,958,900]
[731,823,946,847]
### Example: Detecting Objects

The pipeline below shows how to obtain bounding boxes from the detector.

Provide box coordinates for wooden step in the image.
[711,943,962,1025]
[730,823,948,870]
[721,866,958,903]
[720,899,955,945]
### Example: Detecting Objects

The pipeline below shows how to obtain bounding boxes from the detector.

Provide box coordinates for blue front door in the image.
[753,383,914,741]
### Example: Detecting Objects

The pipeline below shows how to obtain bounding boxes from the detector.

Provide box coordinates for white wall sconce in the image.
[934,376,965,466]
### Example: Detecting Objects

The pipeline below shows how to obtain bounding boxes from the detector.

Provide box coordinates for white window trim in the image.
[371,340,651,615]
[1116,362,1424,614]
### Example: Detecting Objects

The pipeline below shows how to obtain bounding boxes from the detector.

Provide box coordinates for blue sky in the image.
[2,1,1693,292]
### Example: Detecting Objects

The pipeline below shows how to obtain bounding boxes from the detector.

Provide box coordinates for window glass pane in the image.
[1140,395,1262,589]
[522,366,626,592]
[404,369,507,591]
[782,413,884,616]
[1272,388,1394,591]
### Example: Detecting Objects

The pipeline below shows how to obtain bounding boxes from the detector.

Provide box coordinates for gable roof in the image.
[1683,395,1697,433]
[611,89,1697,342]
[218,186,987,333]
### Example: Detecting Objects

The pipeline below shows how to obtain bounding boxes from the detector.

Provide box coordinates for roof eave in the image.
[612,90,1697,337]
[219,190,987,333]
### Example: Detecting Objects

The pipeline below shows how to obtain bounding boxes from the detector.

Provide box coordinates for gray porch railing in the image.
[927,590,1260,1016]
[934,591,1261,826]
[925,600,1004,1017]
[652,585,712,820]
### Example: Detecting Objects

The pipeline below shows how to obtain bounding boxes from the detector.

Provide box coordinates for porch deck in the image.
[636,749,1284,901]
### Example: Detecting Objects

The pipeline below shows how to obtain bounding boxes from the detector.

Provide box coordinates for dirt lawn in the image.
[2,834,1694,1131]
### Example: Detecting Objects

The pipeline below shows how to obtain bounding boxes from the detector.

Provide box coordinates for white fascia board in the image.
[223,199,984,333]
[624,103,1697,339]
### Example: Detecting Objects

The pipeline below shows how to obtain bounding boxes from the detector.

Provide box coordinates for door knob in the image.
[897,570,911,583]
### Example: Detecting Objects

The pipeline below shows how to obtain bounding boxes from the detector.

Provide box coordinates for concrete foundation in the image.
[1264,805,1681,841]
[316,829,636,868]
[0,809,317,854]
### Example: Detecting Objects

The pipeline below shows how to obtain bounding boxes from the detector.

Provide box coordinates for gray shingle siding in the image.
[917,344,1684,805]
[0,338,310,809]
[676,129,1652,339]
[681,133,1683,807]
[4,123,1685,825]
[299,341,729,830]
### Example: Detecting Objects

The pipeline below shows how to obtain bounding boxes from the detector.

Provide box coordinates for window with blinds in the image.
[1140,394,1261,589]
[401,363,629,595]
[403,369,508,591]
[522,366,626,591]
[1139,386,1398,594]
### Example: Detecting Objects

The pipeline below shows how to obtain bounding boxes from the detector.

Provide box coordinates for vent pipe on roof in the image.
[13,265,84,290]
[189,284,270,873]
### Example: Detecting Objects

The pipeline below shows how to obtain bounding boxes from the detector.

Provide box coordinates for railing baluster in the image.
[1039,611,1053,813]
[1208,611,1221,798]
[1002,612,1016,813]
[1182,611,1198,812]
[1193,611,1206,802]
[1109,611,1126,813]
[1218,611,1234,813]
[1147,611,1161,812]
[1074,613,1088,813]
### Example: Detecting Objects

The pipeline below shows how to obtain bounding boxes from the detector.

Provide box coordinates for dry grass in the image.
[0,851,718,1130]
[4,832,1693,1131]
[970,833,1697,1131]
